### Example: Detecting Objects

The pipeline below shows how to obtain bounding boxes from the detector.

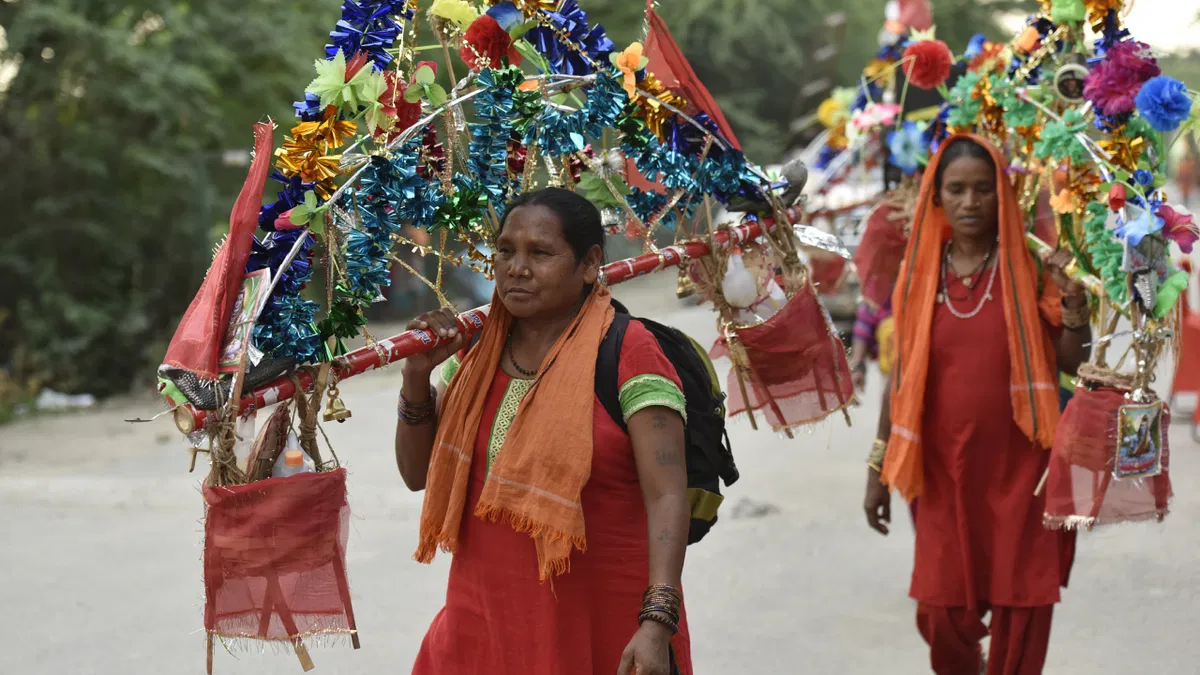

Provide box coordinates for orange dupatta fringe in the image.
[414,285,615,580]
[884,134,1062,502]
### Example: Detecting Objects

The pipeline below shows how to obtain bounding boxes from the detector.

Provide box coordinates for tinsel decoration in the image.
[531,70,627,157]
[522,0,615,76]
[419,124,447,181]
[469,67,524,204]
[247,229,323,363]
[325,0,408,69]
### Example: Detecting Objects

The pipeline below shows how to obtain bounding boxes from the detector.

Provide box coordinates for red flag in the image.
[642,7,741,151]
[899,0,933,31]
[627,3,742,192]
[162,123,274,380]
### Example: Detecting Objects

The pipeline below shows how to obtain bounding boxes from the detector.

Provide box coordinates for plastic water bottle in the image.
[272,433,316,478]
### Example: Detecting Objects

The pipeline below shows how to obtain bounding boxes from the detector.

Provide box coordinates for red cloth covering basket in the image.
[203,468,358,671]
[1043,387,1173,530]
[712,283,854,431]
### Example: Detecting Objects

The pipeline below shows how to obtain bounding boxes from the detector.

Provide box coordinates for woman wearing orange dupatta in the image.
[394,188,693,675]
[862,136,1092,674]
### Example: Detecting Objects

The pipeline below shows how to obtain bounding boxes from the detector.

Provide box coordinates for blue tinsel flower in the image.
[1135,76,1194,133]
[814,145,841,171]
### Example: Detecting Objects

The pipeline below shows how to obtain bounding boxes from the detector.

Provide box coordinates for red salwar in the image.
[412,323,693,675]
[910,275,1075,675]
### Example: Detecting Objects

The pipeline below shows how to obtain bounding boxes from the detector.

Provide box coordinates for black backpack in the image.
[595,300,739,545]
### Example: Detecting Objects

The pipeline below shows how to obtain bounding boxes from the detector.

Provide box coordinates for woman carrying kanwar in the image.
[862,135,1093,674]
[395,187,693,675]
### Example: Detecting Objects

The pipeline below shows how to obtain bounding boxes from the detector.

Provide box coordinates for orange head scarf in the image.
[884,134,1063,502]
[415,284,615,580]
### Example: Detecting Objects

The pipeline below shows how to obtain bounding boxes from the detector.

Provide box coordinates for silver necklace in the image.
[939,242,998,319]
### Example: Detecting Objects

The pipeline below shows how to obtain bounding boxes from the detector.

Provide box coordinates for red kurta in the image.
[413,322,693,675]
[910,275,1073,610]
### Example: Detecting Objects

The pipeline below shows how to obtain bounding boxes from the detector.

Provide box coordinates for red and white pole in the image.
[173,208,800,433]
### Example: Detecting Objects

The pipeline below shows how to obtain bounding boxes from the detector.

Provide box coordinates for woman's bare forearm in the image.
[1055,325,1091,376]
[876,373,893,442]
[394,366,441,491]
[628,408,689,587]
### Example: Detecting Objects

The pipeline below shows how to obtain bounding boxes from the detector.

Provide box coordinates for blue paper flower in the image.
[1134,169,1155,187]
[1135,76,1194,133]
[293,93,324,121]
[1114,208,1164,246]
[888,122,927,176]
[964,34,989,59]
[485,1,524,32]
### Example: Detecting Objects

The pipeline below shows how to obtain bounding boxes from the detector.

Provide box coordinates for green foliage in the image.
[0,0,335,396]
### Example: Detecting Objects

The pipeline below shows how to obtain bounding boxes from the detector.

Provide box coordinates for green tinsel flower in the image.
[1034,109,1090,163]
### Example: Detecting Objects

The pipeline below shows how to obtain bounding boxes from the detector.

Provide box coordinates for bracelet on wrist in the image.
[867,438,887,468]
[397,386,437,426]
[638,584,682,635]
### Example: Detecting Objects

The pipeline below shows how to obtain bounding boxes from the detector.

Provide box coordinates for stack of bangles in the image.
[398,386,437,426]
[638,584,682,634]
[867,439,887,473]
[1061,299,1090,332]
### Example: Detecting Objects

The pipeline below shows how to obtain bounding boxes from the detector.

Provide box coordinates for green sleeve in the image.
[440,354,462,388]
[618,374,687,423]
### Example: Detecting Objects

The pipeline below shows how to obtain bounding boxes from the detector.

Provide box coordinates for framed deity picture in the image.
[1114,400,1165,480]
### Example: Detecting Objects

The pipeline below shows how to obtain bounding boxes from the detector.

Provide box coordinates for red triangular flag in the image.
[162,123,274,380]
[627,4,742,193]
[642,6,740,151]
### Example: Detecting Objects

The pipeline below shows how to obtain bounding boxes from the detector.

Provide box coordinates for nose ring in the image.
[521,268,532,279]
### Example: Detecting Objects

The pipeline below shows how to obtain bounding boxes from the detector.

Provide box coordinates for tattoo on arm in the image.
[656,528,680,546]
[651,412,669,430]
[655,446,683,466]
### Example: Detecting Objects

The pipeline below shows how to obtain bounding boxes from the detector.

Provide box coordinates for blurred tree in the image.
[1160,52,1200,90]
[0,0,334,397]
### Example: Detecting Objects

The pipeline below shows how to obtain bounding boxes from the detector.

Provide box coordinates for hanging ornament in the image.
[1054,53,1090,104]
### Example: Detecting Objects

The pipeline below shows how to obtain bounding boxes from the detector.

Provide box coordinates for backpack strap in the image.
[595,310,632,432]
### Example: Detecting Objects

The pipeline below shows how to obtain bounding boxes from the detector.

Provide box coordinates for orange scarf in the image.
[415,285,614,579]
[885,134,1063,502]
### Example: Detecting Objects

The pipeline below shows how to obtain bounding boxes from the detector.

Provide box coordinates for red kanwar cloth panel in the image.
[162,123,274,380]
[203,469,357,642]
[853,203,907,309]
[1044,387,1173,528]
[719,284,854,430]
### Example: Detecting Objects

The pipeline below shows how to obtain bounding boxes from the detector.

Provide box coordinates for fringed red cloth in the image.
[203,469,358,657]
[712,284,854,431]
[853,202,907,309]
[1170,263,1200,399]
[1044,387,1173,529]
[807,253,847,295]
[163,123,274,380]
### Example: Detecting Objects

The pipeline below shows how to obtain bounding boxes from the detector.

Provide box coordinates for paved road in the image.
[2,273,1198,674]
